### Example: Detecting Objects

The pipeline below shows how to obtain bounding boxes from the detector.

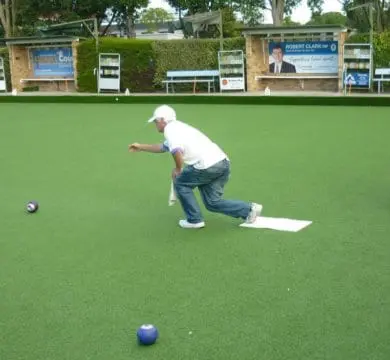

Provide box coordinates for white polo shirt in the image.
[162,120,228,170]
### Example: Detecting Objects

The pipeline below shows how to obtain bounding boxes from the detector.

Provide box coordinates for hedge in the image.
[0,47,11,91]
[152,37,245,89]
[77,38,156,93]
[76,37,245,93]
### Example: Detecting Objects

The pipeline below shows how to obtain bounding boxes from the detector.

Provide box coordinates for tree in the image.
[259,0,302,26]
[6,0,115,36]
[306,11,347,26]
[21,0,111,25]
[166,0,237,15]
[283,15,300,25]
[112,0,149,38]
[307,0,323,14]
[237,0,264,25]
[0,0,18,37]
[139,8,174,32]
[343,0,390,33]
[240,0,325,26]
[166,0,326,26]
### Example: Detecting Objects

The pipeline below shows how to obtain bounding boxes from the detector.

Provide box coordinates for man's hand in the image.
[128,143,142,152]
[172,168,182,179]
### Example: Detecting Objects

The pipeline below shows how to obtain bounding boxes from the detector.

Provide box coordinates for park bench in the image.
[162,70,219,94]
[373,68,390,93]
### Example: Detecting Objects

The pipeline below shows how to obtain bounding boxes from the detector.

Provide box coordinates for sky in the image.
[147,0,344,24]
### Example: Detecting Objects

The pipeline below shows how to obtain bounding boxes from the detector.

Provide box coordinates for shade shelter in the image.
[1,36,79,92]
[241,25,350,93]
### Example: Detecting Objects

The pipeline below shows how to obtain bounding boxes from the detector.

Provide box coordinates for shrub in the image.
[152,37,245,88]
[76,37,245,92]
[77,38,156,93]
[0,47,11,91]
[346,31,390,67]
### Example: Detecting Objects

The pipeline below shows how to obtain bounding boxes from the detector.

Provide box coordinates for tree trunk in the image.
[101,10,117,36]
[11,0,16,35]
[0,0,17,37]
[271,0,285,26]
[5,0,11,35]
[374,0,384,32]
[127,15,136,38]
[0,2,9,37]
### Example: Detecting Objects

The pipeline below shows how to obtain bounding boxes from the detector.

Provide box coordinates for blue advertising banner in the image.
[31,48,74,77]
[268,41,339,74]
[344,71,369,87]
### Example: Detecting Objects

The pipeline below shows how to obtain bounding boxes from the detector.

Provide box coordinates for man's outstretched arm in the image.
[128,143,166,153]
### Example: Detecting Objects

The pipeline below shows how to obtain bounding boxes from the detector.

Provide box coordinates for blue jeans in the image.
[173,159,251,223]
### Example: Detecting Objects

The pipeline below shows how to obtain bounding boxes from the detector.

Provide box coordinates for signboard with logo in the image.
[218,50,245,92]
[344,72,369,87]
[220,77,245,90]
[268,41,339,74]
[31,48,74,77]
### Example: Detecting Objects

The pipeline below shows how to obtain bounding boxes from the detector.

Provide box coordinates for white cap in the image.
[147,105,177,123]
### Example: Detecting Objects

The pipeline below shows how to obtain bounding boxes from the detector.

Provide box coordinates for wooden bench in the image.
[255,74,339,90]
[162,70,219,94]
[20,78,74,91]
[373,68,390,93]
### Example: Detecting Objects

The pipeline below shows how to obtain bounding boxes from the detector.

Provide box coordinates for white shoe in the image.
[245,203,263,224]
[179,219,205,229]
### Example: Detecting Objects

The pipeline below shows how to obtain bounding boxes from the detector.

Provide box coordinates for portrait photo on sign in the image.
[268,41,339,74]
[269,43,296,73]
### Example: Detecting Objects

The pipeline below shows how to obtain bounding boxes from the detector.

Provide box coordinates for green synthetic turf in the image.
[1,103,390,360]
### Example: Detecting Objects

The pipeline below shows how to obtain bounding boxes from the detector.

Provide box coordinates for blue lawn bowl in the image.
[137,324,159,346]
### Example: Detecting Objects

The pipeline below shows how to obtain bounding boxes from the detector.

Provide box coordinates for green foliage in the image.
[76,37,244,92]
[235,0,263,26]
[283,16,300,26]
[283,0,304,16]
[152,37,245,88]
[220,7,241,38]
[139,8,174,33]
[343,0,390,32]
[112,0,150,36]
[306,11,347,26]
[195,7,241,39]
[0,47,11,91]
[346,31,390,67]
[77,38,156,92]
[307,0,323,13]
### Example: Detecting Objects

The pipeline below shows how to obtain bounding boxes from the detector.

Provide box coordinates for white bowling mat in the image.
[240,216,312,232]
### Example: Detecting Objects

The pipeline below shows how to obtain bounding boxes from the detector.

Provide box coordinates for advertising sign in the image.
[220,77,245,90]
[268,41,339,74]
[31,48,74,77]
[344,72,369,87]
